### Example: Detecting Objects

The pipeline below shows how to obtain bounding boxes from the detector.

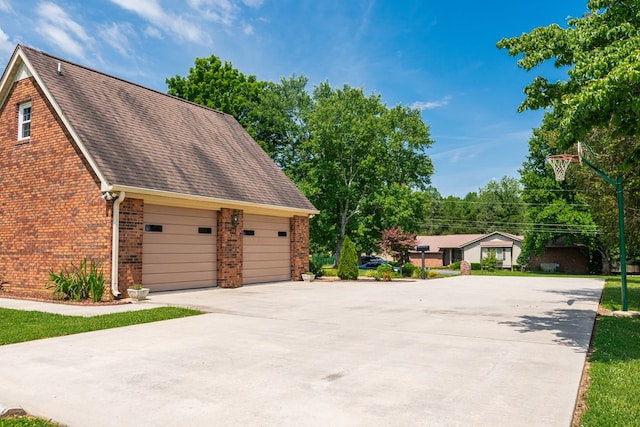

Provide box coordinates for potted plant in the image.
[127,284,149,302]
[301,272,316,282]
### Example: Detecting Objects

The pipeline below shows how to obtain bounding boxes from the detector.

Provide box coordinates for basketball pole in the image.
[579,155,628,311]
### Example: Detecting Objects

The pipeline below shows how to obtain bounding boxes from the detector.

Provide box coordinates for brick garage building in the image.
[0,45,317,299]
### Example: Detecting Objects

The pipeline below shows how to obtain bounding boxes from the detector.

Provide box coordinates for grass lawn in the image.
[579,276,640,426]
[0,306,203,346]
[0,416,61,427]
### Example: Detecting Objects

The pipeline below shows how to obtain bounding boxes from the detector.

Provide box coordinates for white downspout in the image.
[111,191,126,297]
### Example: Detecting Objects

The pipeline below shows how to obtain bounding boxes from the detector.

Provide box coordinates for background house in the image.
[0,45,318,299]
[410,232,524,269]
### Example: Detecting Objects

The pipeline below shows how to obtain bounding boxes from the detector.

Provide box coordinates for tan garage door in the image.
[243,214,290,284]
[143,205,217,291]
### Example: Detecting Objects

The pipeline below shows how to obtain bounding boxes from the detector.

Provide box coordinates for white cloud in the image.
[99,22,135,57]
[110,0,208,43]
[0,0,11,13]
[36,2,93,60]
[411,96,452,111]
[242,23,254,35]
[0,26,13,57]
[144,26,163,39]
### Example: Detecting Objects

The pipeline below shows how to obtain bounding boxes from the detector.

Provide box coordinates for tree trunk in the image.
[334,235,344,268]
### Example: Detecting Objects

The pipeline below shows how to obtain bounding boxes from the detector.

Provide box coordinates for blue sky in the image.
[0,0,588,197]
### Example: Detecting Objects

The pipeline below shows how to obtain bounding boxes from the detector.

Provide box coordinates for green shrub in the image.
[337,236,359,280]
[48,258,106,302]
[374,264,393,281]
[481,253,499,271]
[428,270,439,278]
[449,261,461,270]
[401,263,415,277]
[309,255,325,278]
[471,262,482,271]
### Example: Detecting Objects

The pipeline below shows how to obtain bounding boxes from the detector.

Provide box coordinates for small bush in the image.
[428,270,439,278]
[471,262,482,271]
[481,253,499,271]
[401,263,415,277]
[449,261,461,270]
[309,255,325,278]
[338,236,359,280]
[48,258,105,302]
[374,264,393,281]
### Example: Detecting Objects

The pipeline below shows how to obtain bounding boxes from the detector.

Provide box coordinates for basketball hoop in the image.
[545,154,580,181]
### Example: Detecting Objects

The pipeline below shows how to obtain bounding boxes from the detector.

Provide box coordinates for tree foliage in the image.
[337,236,359,280]
[378,227,417,265]
[518,123,599,268]
[166,54,265,127]
[497,0,640,159]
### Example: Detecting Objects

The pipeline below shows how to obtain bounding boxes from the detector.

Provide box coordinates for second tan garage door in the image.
[243,214,290,284]
[142,205,217,291]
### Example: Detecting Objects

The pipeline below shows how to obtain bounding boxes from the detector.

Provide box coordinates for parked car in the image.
[358,260,400,272]
[359,255,385,265]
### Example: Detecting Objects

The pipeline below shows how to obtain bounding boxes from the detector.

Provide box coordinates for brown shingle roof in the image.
[18,45,316,213]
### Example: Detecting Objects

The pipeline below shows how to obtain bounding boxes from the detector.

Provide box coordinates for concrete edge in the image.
[0,404,27,418]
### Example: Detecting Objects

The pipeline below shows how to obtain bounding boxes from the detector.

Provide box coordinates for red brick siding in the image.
[530,247,589,274]
[0,77,112,298]
[118,197,143,293]
[217,208,243,288]
[409,252,444,268]
[290,215,310,280]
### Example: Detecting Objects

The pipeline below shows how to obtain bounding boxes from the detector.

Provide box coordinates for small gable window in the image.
[18,102,32,140]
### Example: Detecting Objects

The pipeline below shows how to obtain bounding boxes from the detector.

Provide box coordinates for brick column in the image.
[290,215,310,281]
[218,208,243,288]
[118,198,143,294]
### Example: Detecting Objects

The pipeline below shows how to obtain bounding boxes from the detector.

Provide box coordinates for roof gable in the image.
[9,45,316,214]
[416,232,524,251]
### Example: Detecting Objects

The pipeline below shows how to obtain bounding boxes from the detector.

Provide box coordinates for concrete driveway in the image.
[0,275,603,426]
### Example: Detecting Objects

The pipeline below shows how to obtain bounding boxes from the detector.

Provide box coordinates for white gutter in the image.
[111,191,126,297]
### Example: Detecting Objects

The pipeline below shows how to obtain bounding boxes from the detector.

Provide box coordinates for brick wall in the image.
[409,252,444,268]
[118,197,143,294]
[290,215,310,280]
[0,77,112,298]
[530,247,589,274]
[217,208,243,288]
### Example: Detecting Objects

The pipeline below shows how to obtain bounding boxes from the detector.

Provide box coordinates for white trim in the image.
[102,183,319,216]
[18,101,31,140]
[111,192,126,297]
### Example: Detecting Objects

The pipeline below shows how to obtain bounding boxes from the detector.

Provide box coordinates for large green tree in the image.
[518,123,599,269]
[497,0,640,157]
[166,54,265,127]
[301,83,433,262]
[476,177,527,235]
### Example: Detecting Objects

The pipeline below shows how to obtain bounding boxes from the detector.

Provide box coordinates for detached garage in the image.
[0,45,318,300]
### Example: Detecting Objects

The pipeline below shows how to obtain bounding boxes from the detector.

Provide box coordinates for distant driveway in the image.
[0,276,603,426]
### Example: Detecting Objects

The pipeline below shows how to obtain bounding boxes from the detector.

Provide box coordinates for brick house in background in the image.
[410,232,524,269]
[0,45,318,299]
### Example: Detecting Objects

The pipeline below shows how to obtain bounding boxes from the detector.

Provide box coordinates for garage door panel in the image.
[143,205,217,291]
[243,214,290,285]
[143,252,215,264]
